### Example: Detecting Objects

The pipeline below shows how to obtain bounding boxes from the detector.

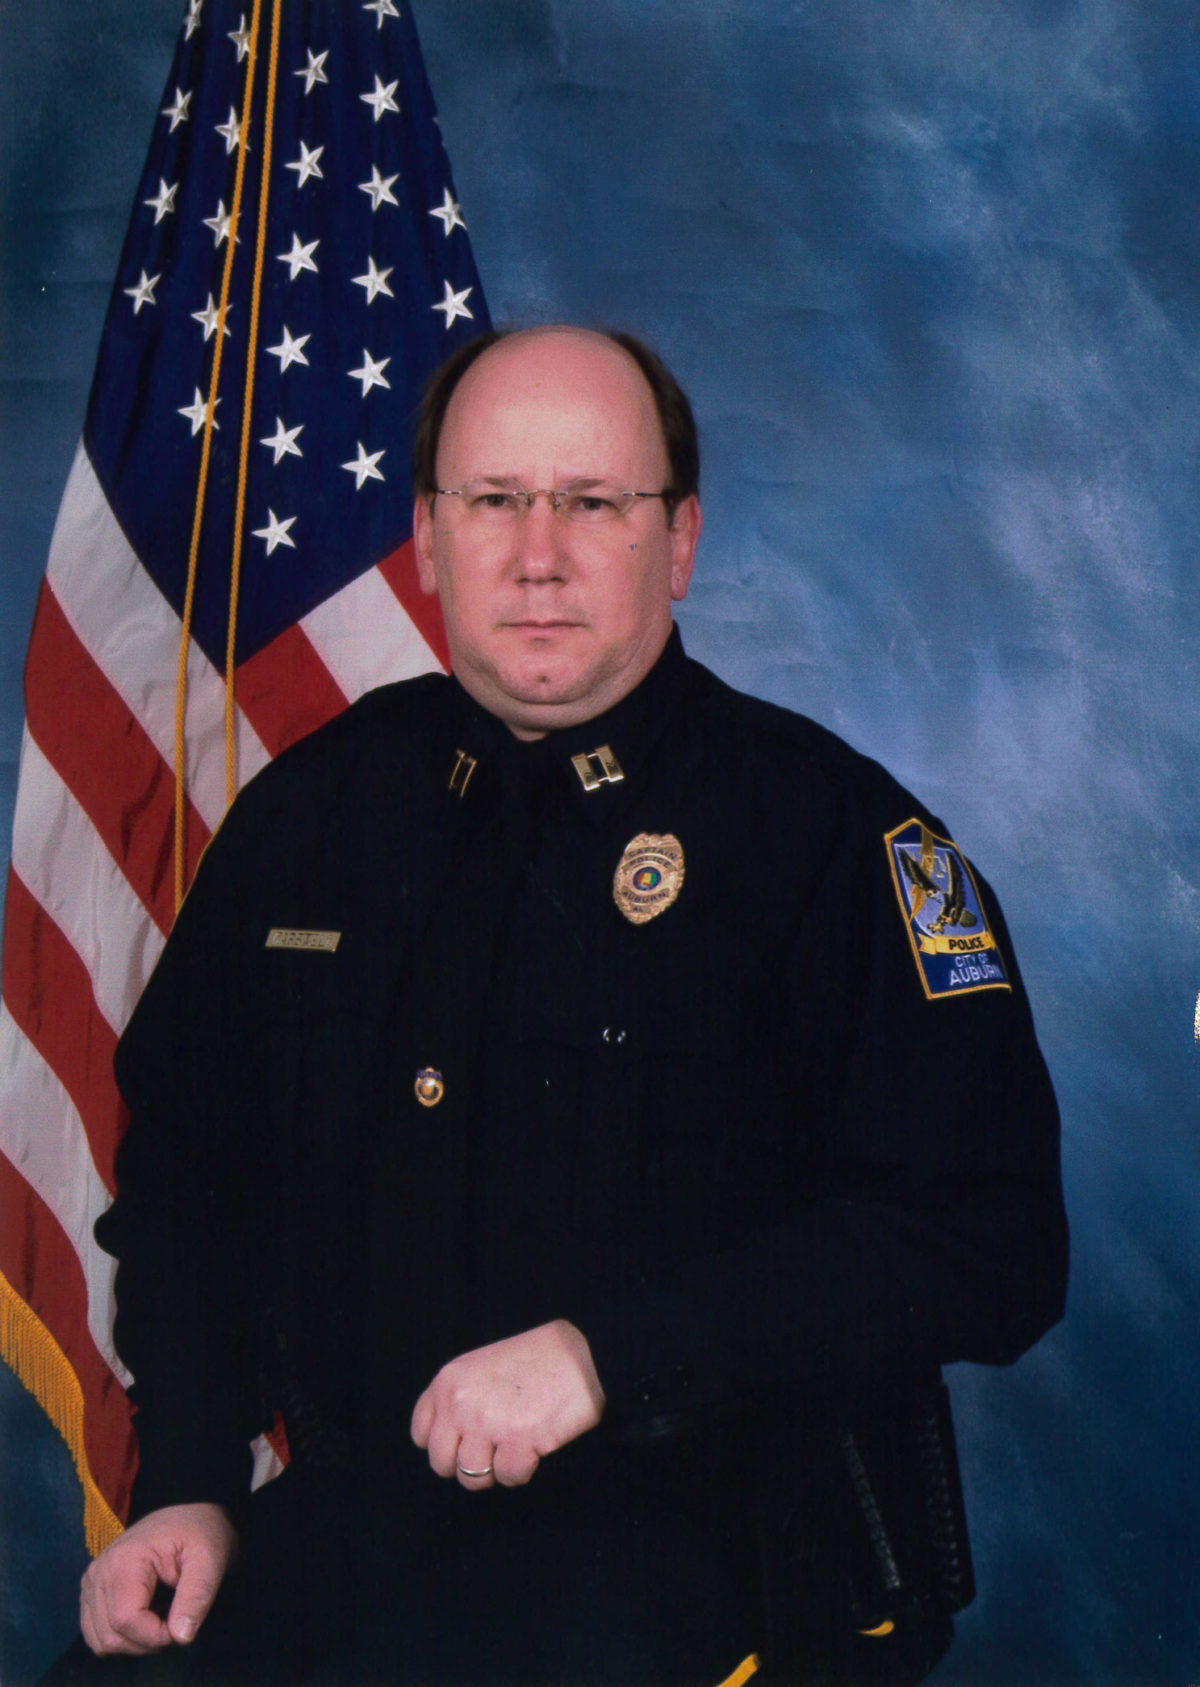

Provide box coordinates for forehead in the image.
[437,331,667,478]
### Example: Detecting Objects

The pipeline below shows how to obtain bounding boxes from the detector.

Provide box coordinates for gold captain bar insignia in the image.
[570,744,625,792]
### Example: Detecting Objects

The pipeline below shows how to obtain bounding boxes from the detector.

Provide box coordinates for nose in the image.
[511,493,568,582]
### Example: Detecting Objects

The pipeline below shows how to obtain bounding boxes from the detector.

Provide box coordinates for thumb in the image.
[166,1548,226,1645]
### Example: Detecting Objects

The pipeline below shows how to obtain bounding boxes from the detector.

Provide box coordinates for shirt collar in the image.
[446,626,690,822]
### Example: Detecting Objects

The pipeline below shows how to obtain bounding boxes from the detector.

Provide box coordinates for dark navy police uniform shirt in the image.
[93,629,1067,1687]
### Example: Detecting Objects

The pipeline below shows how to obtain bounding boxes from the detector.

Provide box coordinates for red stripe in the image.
[376,538,451,672]
[23,583,210,935]
[1,868,126,1194]
[0,1156,137,1521]
[235,622,349,759]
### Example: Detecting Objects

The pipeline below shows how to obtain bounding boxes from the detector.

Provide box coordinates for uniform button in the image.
[602,1026,627,1046]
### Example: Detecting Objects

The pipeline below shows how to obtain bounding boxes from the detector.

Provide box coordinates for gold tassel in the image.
[0,1268,123,1556]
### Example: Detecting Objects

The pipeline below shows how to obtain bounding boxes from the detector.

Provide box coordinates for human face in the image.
[413,329,700,738]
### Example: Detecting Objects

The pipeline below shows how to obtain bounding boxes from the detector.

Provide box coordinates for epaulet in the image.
[688,659,908,800]
[179,671,451,897]
[239,670,451,793]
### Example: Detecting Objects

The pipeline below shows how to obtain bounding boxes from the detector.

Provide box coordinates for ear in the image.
[668,496,701,603]
[413,496,438,597]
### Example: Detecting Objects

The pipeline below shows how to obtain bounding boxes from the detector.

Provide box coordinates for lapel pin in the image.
[414,1067,444,1107]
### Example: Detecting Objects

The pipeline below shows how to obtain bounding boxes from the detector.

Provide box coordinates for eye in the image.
[470,491,519,515]
[564,491,622,521]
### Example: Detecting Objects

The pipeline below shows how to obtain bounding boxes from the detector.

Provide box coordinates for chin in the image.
[501,656,590,706]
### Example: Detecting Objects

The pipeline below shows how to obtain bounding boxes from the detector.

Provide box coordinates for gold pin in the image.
[613,833,685,925]
[265,928,341,953]
[414,1067,444,1107]
[448,749,477,798]
[571,744,625,792]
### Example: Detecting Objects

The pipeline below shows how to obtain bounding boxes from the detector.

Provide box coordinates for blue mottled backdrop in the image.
[2,2,1198,1682]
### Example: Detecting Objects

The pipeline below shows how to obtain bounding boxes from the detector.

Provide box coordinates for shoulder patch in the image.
[885,819,1011,1000]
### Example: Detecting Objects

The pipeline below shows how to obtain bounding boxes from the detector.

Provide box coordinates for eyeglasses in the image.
[434,480,673,525]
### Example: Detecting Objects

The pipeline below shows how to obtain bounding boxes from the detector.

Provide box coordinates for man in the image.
[62,327,1066,1686]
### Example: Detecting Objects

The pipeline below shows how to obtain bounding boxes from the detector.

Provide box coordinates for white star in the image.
[360,75,400,123]
[428,188,465,236]
[253,509,297,555]
[124,270,161,314]
[363,0,400,26]
[228,14,252,60]
[162,87,192,131]
[184,0,203,40]
[359,166,400,212]
[432,280,474,328]
[215,107,247,155]
[178,388,220,435]
[352,257,395,305]
[347,350,391,396]
[276,234,320,280]
[295,48,329,95]
[191,293,232,341]
[260,418,305,464]
[342,442,386,489]
[143,178,178,224]
[285,141,324,187]
[265,326,312,371]
[202,199,238,246]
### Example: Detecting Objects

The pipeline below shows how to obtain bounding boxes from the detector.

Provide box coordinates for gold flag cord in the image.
[224,0,283,811]
[172,0,265,917]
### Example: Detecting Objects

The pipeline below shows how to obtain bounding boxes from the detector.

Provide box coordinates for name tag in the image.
[265,927,341,954]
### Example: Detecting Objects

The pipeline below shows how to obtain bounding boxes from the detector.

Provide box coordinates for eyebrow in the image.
[467,474,610,490]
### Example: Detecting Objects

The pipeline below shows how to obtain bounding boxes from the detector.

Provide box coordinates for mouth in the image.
[502,619,584,632]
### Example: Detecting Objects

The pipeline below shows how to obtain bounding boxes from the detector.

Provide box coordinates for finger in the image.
[166,1549,226,1644]
[92,1557,169,1655]
[80,1592,100,1657]
[410,1387,434,1449]
[424,1418,462,1479]
[454,1441,496,1489]
[492,1442,540,1488]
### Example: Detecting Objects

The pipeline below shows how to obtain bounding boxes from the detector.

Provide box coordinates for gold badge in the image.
[414,1068,444,1107]
[613,833,685,925]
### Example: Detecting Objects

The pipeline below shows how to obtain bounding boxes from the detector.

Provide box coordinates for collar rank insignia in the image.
[885,819,1010,1000]
[613,833,685,925]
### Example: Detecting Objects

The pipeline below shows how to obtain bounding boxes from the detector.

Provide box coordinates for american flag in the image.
[0,0,488,1555]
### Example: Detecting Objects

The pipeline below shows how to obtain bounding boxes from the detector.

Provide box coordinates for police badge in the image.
[885,819,1010,1000]
[613,833,685,925]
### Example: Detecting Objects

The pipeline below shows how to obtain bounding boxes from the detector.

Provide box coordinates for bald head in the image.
[437,330,668,505]
[411,326,702,737]
[411,326,699,517]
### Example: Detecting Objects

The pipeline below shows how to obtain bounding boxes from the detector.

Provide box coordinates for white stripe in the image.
[300,564,441,703]
[10,730,165,1034]
[0,1007,128,1384]
[45,442,271,830]
[250,1434,285,1492]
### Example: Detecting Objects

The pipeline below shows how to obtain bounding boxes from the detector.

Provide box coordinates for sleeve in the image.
[580,784,1068,1430]
[99,789,281,1524]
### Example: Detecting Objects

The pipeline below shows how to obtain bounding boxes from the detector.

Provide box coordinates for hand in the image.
[80,1502,237,1656]
[411,1318,605,1490]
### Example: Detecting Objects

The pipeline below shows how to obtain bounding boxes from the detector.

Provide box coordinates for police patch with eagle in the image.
[885,819,1011,1000]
